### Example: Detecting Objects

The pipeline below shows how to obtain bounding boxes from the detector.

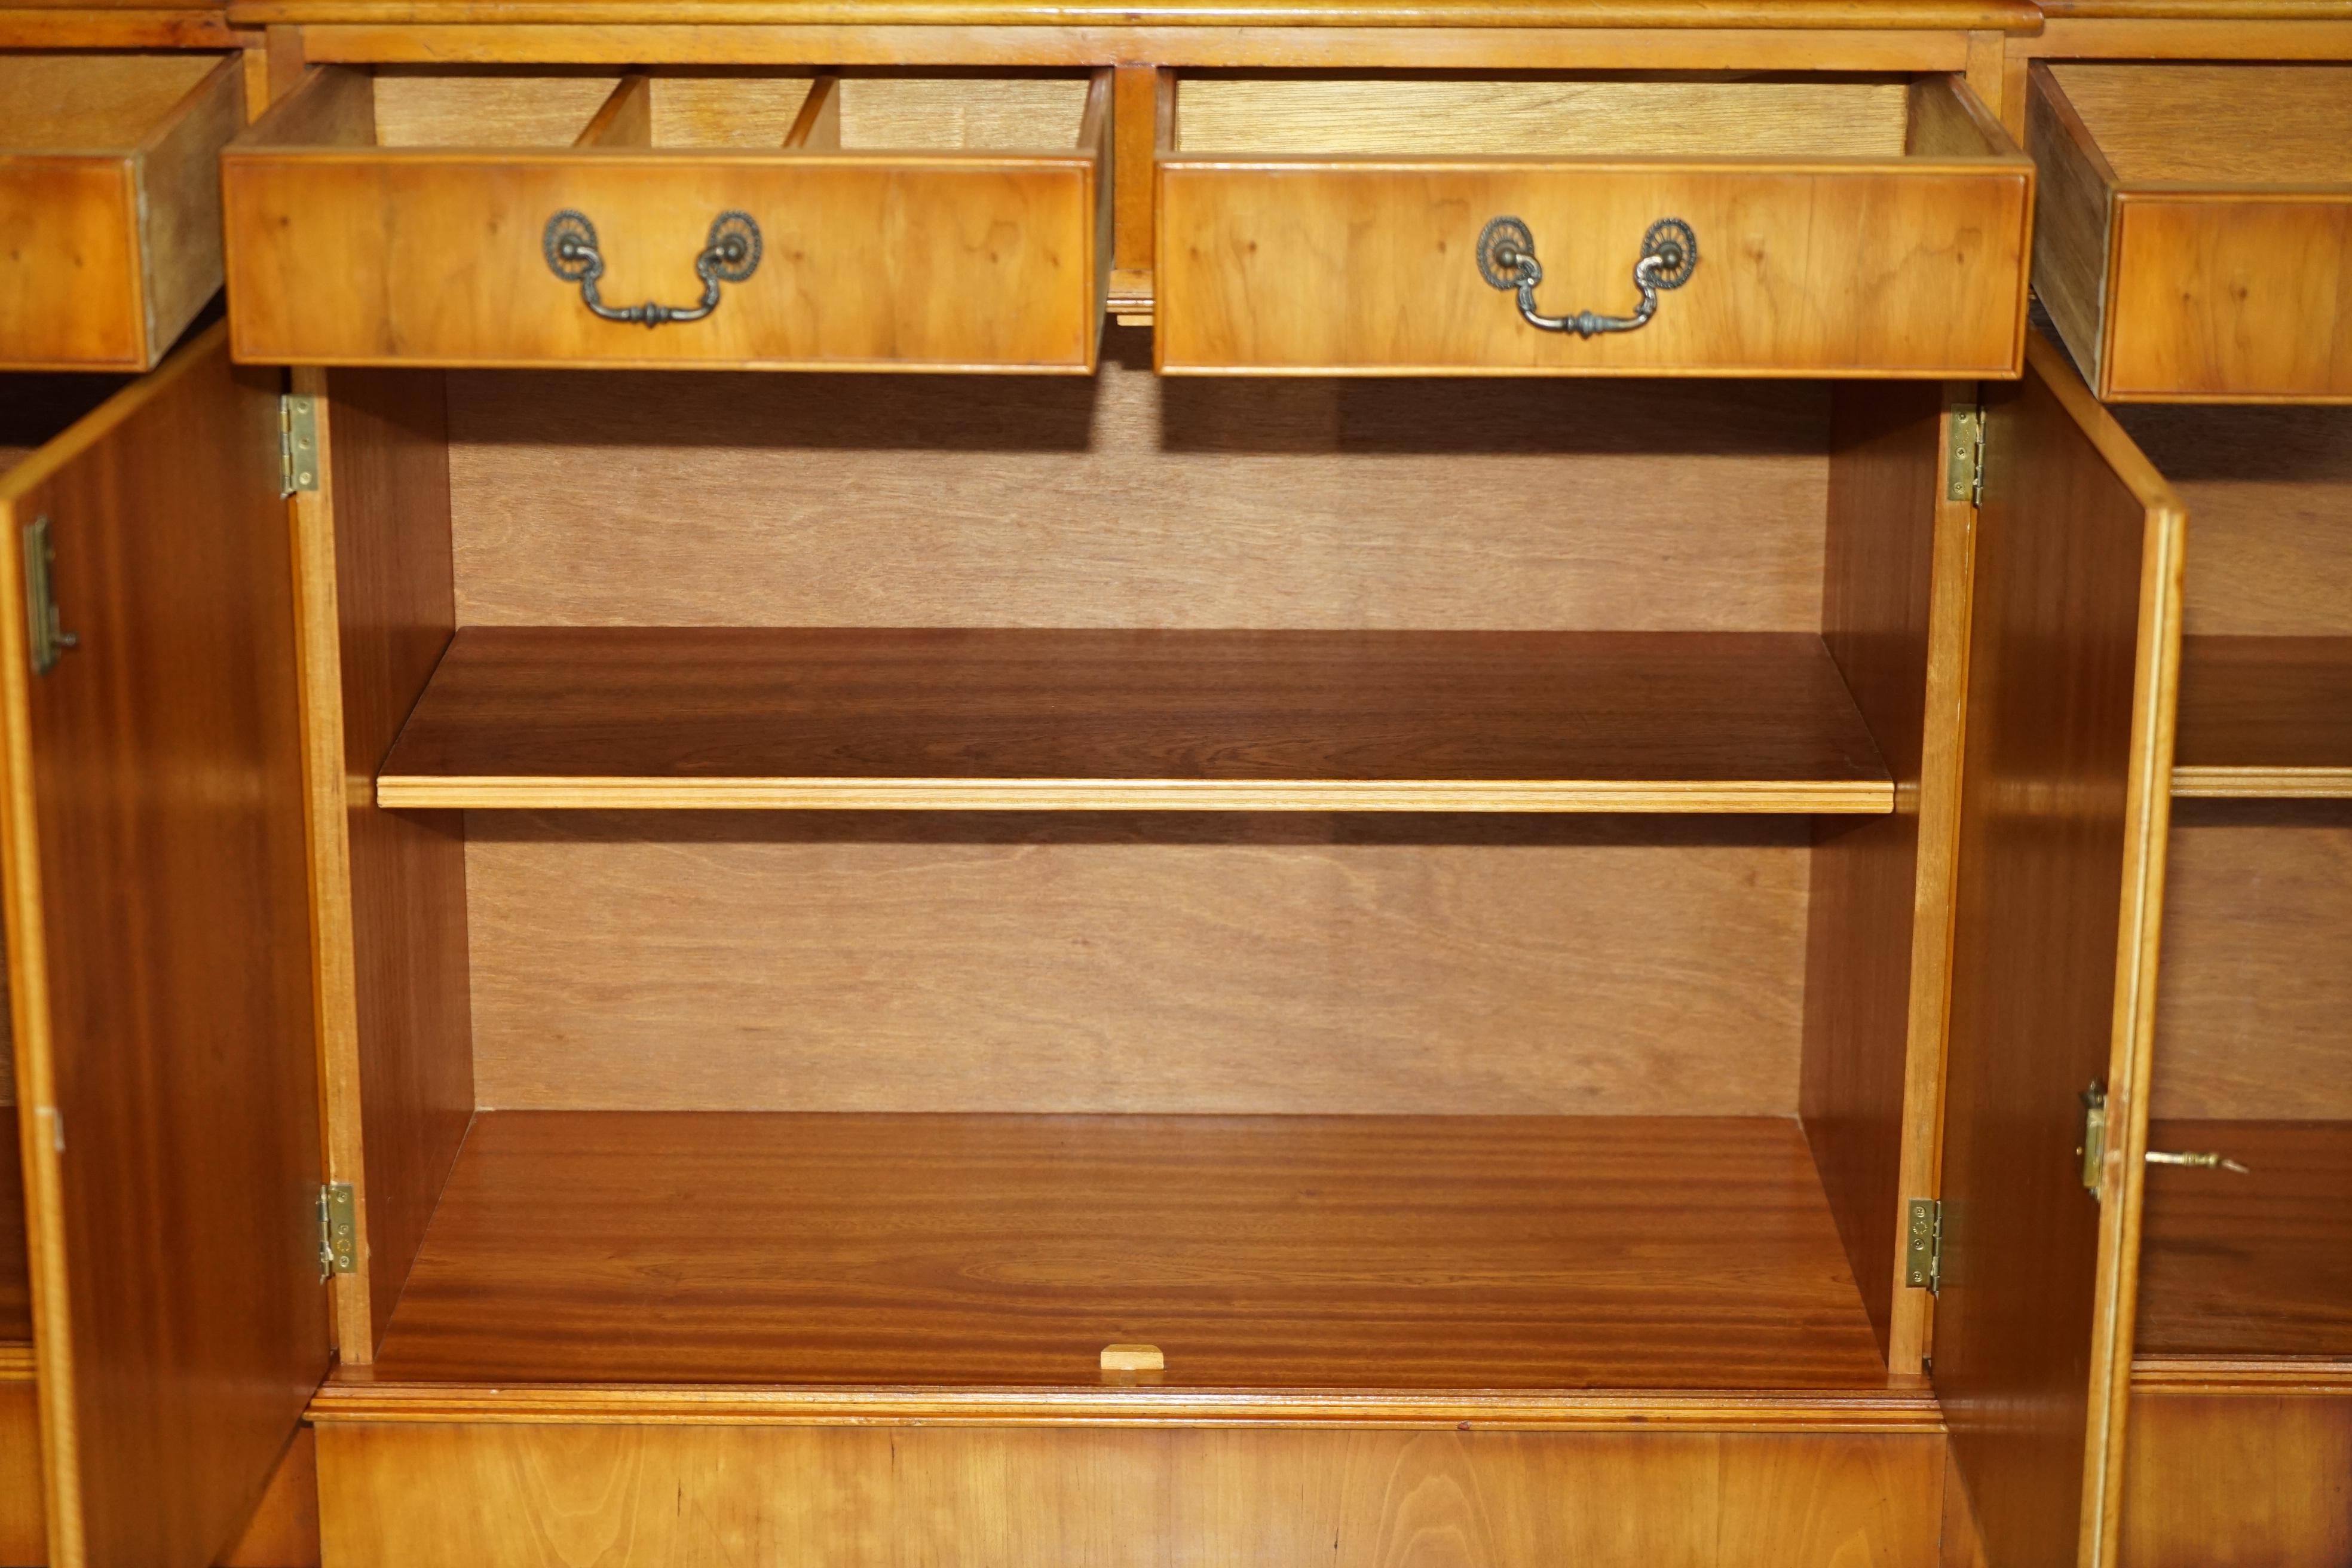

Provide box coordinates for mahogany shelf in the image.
[2136,1119,2352,1361]
[331,1111,1905,1412]
[2174,636,2352,800]
[375,627,1894,813]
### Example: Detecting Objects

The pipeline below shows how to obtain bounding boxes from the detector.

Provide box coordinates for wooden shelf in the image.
[335,1111,1901,1409]
[2175,637,2352,800]
[2137,1119,2352,1361]
[375,628,1893,813]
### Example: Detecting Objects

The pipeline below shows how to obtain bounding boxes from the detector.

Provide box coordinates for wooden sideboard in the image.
[0,3,2342,1564]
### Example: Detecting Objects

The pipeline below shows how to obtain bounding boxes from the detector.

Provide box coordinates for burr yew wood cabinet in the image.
[0,1,2342,1565]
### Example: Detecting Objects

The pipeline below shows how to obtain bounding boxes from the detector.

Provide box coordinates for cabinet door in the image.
[1936,333,2185,1568]
[0,325,329,1567]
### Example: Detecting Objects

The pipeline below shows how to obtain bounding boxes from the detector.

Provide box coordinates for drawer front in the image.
[0,53,239,370]
[0,158,143,368]
[1157,163,2031,376]
[2105,195,2352,402]
[317,1421,1947,1566]
[223,155,1103,370]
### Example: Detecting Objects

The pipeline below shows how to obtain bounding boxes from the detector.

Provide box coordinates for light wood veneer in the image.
[0,52,241,370]
[1157,74,2031,376]
[377,627,1892,811]
[2120,1382,2352,1568]
[223,67,1113,370]
[312,1422,1955,1568]
[2029,63,2352,402]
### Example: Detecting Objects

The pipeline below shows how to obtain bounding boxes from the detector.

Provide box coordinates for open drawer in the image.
[2028,63,2352,402]
[222,68,1111,371]
[1154,73,2033,376]
[0,51,242,370]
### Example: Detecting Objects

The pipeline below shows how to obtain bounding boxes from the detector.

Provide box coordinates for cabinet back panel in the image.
[2152,801,2352,1121]
[464,813,1809,1115]
[445,331,1830,632]
[2112,405,2352,638]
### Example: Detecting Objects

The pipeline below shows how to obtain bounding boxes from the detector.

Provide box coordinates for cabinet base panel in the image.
[314,1422,1954,1568]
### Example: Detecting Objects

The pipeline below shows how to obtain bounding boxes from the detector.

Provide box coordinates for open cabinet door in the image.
[0,324,330,1567]
[1936,333,2184,1568]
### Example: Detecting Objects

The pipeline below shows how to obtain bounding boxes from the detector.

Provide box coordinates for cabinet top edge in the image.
[221,0,2042,32]
[2038,0,2350,17]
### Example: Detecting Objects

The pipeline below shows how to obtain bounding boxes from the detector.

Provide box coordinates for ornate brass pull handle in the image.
[1477,216,1698,338]
[543,210,762,328]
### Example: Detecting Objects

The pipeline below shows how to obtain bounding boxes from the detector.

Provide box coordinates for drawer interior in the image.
[2044,63,2352,186]
[341,66,1099,151]
[0,51,225,150]
[1169,71,2014,160]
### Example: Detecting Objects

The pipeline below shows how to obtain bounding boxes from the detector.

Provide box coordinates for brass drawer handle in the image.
[1477,216,1697,339]
[542,209,762,328]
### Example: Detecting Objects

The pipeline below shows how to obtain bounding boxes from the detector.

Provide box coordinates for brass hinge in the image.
[280,394,320,496]
[2080,1082,2108,1197]
[318,1183,357,1278]
[1905,1198,1941,1294]
[1946,406,1985,507]
[19,516,79,676]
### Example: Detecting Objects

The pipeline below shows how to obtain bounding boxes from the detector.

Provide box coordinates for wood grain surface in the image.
[2119,1389,2352,1568]
[0,53,239,370]
[378,626,1890,811]
[313,1422,1950,1568]
[223,0,2043,27]
[1172,75,1911,157]
[2026,61,2118,394]
[1157,148,2031,375]
[217,1428,320,1568]
[466,812,1812,1116]
[2151,800,2352,1120]
[224,66,1108,370]
[0,52,223,148]
[272,21,1996,73]
[2047,63,2352,186]
[362,1110,1889,1391]
[2105,194,2352,402]
[2109,403,2352,639]
[443,346,1836,632]
[296,369,475,1361]
[2174,636,2352,795]
[0,1348,39,1567]
[2030,65,2352,401]
[1934,337,2183,1568]
[2136,1120,2352,1360]
[1800,382,1954,1369]
[0,327,331,1566]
